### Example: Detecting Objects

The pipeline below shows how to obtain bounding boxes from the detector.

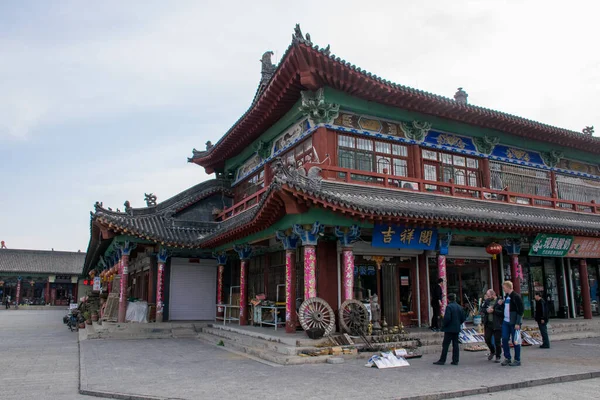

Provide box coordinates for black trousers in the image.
[431,302,440,329]
[484,323,502,358]
[439,332,460,364]
[537,321,550,347]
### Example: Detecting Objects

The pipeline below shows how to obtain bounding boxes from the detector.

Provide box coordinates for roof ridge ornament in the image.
[583,126,594,136]
[292,24,312,46]
[299,88,339,125]
[272,157,322,190]
[144,193,157,207]
[454,87,468,104]
[124,200,132,215]
[400,120,432,142]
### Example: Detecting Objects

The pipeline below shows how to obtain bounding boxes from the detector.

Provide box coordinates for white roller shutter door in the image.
[169,258,216,320]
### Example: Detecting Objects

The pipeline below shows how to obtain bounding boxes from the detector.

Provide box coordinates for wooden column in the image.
[156,248,169,323]
[45,280,50,304]
[275,230,300,333]
[116,241,137,323]
[293,222,323,299]
[579,259,593,319]
[234,244,253,326]
[481,158,491,188]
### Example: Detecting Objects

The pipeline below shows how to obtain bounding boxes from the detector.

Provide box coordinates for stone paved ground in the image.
[80,332,600,400]
[0,309,87,400]
[464,377,600,399]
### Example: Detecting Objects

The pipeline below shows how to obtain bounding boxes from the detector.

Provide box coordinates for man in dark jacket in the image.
[534,292,550,348]
[499,281,524,367]
[481,289,503,362]
[433,293,466,366]
[430,278,444,331]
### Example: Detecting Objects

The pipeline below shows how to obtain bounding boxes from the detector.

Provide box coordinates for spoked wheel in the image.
[298,297,335,336]
[339,299,369,335]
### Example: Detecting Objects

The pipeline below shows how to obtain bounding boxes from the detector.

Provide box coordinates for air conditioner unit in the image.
[400,181,418,190]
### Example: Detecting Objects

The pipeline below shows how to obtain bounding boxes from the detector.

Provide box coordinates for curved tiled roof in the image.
[191,25,599,171]
[0,249,85,275]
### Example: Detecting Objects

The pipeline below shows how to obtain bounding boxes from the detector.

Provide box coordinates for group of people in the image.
[432,280,551,366]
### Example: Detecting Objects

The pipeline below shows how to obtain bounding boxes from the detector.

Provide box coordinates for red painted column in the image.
[304,245,317,299]
[156,261,165,322]
[118,255,130,323]
[579,259,592,319]
[72,282,78,304]
[438,255,447,314]
[511,254,521,294]
[285,249,297,333]
[342,248,354,301]
[15,278,22,307]
[239,259,249,325]
[491,258,499,294]
[45,280,50,304]
[418,254,429,326]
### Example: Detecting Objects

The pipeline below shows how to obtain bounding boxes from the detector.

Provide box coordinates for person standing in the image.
[534,292,550,348]
[430,278,444,331]
[481,289,503,362]
[433,293,466,366]
[499,281,524,366]
[5,295,11,309]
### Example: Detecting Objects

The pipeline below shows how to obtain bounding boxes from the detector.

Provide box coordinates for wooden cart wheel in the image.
[339,299,369,335]
[298,297,335,335]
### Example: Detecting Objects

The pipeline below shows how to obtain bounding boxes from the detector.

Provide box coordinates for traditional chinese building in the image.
[84,25,600,329]
[0,248,85,307]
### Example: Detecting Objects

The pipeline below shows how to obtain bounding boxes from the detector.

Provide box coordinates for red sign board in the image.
[566,236,600,258]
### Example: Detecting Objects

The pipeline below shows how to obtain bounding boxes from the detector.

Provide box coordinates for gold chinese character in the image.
[382,227,395,244]
[419,230,433,247]
[400,228,415,245]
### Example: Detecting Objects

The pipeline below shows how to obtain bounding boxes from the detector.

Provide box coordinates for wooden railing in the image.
[215,187,268,222]
[319,166,599,214]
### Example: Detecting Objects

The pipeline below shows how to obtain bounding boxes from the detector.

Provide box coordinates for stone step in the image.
[201,327,301,355]
[196,332,332,365]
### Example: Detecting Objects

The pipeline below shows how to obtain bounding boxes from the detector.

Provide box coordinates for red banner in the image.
[566,236,600,258]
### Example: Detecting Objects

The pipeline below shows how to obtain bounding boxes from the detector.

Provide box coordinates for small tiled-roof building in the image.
[0,248,85,306]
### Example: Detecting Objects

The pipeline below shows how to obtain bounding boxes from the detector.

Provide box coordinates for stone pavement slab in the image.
[80,335,600,400]
[0,309,88,400]
[464,377,600,399]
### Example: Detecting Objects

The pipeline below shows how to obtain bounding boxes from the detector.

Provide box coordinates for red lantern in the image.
[486,242,502,260]
[83,280,89,285]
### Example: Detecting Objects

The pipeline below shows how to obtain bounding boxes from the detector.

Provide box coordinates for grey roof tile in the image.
[0,249,85,275]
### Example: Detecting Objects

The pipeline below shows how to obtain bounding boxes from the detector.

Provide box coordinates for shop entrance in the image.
[354,256,416,327]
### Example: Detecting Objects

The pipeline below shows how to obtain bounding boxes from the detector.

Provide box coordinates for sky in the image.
[0,0,598,252]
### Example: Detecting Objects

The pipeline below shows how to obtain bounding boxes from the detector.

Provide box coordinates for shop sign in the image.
[530,234,600,258]
[529,234,573,257]
[566,236,600,258]
[93,277,101,291]
[372,224,438,250]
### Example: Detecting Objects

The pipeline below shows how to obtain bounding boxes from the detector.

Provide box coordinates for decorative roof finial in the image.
[205,141,213,150]
[124,200,132,214]
[144,193,157,207]
[292,24,312,45]
[454,87,468,104]
[0,241,6,249]
[583,126,594,136]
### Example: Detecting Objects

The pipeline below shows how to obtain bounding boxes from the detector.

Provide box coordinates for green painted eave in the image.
[224,99,303,174]
[323,87,599,164]
[215,207,370,251]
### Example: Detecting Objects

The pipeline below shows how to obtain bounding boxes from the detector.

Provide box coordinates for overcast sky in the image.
[1,1,597,252]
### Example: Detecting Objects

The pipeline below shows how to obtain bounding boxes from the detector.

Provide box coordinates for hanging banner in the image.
[529,234,573,257]
[566,236,600,258]
[372,224,437,250]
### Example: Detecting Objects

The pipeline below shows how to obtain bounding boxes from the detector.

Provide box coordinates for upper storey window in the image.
[556,174,600,204]
[490,162,551,198]
[422,149,480,187]
[234,169,264,204]
[283,137,318,168]
[338,134,409,177]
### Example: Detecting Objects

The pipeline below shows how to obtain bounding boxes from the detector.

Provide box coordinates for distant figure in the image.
[0,241,6,249]
[431,278,444,332]
[534,292,550,349]
[5,295,11,309]
[433,293,466,366]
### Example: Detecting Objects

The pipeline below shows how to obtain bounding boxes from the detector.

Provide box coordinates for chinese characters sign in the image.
[567,236,600,258]
[372,224,438,250]
[529,234,573,257]
[529,234,600,258]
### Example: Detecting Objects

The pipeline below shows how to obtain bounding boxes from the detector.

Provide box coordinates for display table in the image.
[215,304,240,325]
[254,305,285,330]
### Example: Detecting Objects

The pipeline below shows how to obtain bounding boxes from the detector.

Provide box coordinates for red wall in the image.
[317,240,339,313]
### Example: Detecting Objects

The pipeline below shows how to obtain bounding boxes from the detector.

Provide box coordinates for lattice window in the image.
[556,173,600,203]
[490,161,551,197]
[337,134,409,177]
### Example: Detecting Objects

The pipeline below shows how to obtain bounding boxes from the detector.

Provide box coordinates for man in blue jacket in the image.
[499,280,524,366]
[433,293,466,366]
